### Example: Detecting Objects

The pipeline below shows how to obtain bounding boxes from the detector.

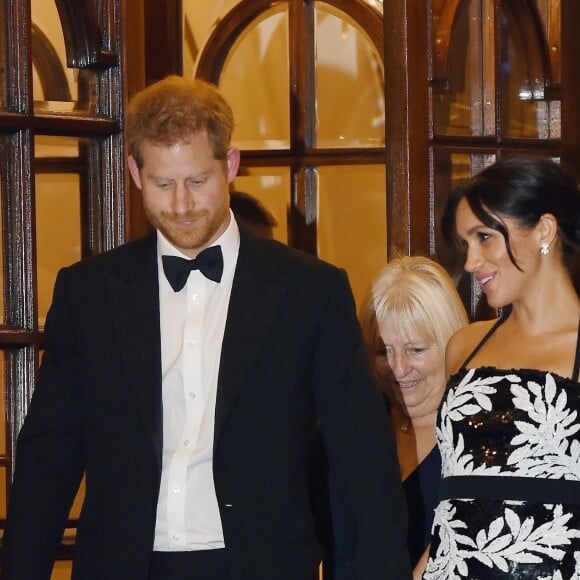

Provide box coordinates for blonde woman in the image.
[326,256,468,580]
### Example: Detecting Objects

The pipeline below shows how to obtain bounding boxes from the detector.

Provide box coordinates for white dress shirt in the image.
[153,211,240,551]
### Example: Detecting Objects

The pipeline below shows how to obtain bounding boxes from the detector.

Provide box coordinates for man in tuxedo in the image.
[1,76,410,580]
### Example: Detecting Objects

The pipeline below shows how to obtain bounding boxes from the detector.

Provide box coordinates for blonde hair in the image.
[126,75,234,167]
[369,256,468,355]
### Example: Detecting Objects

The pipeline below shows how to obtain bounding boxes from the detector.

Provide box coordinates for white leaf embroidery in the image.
[425,369,580,578]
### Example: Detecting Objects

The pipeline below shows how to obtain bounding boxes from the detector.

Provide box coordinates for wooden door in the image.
[0,0,126,575]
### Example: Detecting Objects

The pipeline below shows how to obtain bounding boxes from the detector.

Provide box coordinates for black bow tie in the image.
[162,246,224,291]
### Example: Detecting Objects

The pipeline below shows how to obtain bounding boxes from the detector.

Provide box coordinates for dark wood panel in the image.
[143,0,182,85]
[561,0,580,170]
[384,0,430,257]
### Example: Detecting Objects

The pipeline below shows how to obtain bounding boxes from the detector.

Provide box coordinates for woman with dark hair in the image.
[424,157,580,578]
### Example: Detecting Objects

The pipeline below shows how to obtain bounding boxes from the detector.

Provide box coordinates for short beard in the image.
[147,204,229,254]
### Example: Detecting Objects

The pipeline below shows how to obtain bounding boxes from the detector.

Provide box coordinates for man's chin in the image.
[161,228,205,253]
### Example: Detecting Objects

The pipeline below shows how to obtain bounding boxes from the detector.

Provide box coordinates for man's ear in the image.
[127,155,142,189]
[226,147,241,184]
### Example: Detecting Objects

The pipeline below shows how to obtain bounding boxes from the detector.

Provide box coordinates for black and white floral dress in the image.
[424,315,580,579]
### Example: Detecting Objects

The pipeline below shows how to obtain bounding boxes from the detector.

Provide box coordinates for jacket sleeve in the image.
[1,267,85,579]
[312,268,412,580]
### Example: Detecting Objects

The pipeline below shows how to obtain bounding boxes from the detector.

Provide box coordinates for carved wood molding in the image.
[54,0,117,68]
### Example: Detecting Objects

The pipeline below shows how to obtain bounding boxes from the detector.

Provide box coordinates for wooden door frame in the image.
[383,1,431,258]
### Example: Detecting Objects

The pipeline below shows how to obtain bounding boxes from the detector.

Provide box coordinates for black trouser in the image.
[148,549,228,580]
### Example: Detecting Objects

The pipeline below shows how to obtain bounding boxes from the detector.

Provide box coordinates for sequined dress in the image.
[424,315,580,579]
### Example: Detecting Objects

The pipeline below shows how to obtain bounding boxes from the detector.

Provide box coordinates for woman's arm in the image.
[413,545,430,580]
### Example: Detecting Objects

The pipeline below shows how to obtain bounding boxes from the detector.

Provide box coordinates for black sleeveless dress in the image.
[424,314,580,579]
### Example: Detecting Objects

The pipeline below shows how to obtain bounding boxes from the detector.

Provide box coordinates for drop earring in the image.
[540,241,550,256]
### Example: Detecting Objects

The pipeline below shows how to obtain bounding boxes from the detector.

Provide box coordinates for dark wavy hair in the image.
[442,156,580,271]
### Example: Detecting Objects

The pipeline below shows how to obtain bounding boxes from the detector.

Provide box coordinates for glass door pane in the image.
[34,135,82,325]
[317,164,386,307]
[220,6,290,149]
[314,2,384,147]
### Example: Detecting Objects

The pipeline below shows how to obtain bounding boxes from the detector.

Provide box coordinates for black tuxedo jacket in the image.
[1,228,410,579]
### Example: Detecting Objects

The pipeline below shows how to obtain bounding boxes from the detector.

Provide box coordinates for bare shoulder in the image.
[445,319,498,376]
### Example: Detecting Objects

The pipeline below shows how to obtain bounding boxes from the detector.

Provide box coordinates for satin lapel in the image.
[105,235,163,467]
[214,232,289,450]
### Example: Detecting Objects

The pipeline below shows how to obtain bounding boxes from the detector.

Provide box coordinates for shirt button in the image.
[172,533,180,541]
[189,392,197,399]
[173,485,181,494]
[188,339,195,346]
[192,294,199,301]
[184,440,190,446]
